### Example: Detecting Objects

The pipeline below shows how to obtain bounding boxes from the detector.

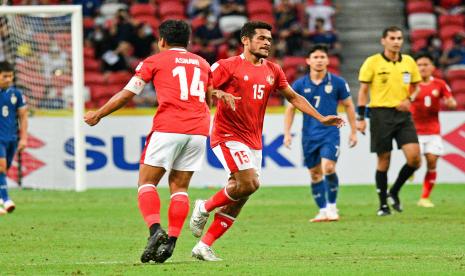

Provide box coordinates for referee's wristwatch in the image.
[408,95,416,102]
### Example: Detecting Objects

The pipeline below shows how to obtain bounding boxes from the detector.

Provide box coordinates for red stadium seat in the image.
[328,66,340,75]
[410,29,436,41]
[439,25,465,40]
[107,71,133,85]
[249,14,276,30]
[84,58,101,72]
[282,56,306,71]
[450,79,465,95]
[306,0,333,5]
[83,46,95,59]
[454,93,465,110]
[441,38,454,50]
[406,1,434,14]
[432,68,444,79]
[438,14,465,27]
[411,38,428,52]
[247,1,273,16]
[134,16,160,35]
[83,17,95,29]
[85,72,106,85]
[329,55,340,69]
[446,68,465,82]
[130,3,156,17]
[159,1,185,18]
[438,0,462,9]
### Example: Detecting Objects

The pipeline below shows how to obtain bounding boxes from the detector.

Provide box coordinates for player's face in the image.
[306,50,329,72]
[243,29,272,59]
[381,31,403,53]
[416,57,434,79]
[0,71,14,88]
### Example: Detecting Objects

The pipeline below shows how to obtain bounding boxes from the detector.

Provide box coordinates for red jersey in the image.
[210,54,289,149]
[135,48,212,136]
[410,77,452,135]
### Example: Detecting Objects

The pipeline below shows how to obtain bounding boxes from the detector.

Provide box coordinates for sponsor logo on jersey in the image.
[266,75,274,85]
[304,88,311,93]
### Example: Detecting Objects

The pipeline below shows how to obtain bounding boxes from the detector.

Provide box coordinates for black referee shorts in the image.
[369,108,418,154]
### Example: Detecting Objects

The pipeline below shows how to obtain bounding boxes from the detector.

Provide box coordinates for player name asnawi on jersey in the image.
[175,57,200,66]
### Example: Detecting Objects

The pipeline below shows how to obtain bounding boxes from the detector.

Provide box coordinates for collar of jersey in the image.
[169,47,187,52]
[381,52,402,63]
[307,72,330,86]
[240,53,264,66]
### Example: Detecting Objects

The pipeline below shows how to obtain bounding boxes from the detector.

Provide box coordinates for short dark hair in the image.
[240,21,272,40]
[414,52,434,63]
[0,61,14,73]
[308,44,329,56]
[158,19,191,48]
[382,26,403,38]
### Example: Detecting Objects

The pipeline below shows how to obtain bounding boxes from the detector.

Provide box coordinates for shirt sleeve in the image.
[338,79,351,100]
[441,81,453,98]
[15,89,26,108]
[358,57,374,83]
[134,58,155,83]
[211,60,231,88]
[275,65,289,90]
[410,57,422,83]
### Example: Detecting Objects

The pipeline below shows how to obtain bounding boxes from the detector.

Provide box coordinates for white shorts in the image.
[141,132,206,171]
[212,141,262,175]
[418,135,444,156]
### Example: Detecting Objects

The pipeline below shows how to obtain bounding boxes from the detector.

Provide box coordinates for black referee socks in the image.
[390,164,417,196]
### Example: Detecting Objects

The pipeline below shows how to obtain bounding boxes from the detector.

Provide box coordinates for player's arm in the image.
[84,77,143,126]
[283,103,296,148]
[210,88,241,111]
[279,85,344,127]
[356,82,369,135]
[17,106,28,152]
[445,96,457,109]
[342,97,357,147]
[396,82,419,112]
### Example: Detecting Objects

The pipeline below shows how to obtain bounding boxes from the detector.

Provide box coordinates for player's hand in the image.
[18,138,27,152]
[216,90,241,111]
[320,115,345,128]
[356,120,366,135]
[348,131,358,148]
[84,111,101,126]
[283,133,292,149]
[396,99,411,112]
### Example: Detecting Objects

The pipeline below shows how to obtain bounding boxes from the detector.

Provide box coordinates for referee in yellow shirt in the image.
[356,26,422,216]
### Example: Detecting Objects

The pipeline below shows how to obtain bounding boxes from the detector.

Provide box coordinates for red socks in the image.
[201,212,235,246]
[422,171,437,199]
[138,184,160,228]
[168,192,190,238]
[204,187,237,212]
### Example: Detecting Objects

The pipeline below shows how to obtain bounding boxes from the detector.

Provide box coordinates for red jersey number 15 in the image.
[172,66,205,102]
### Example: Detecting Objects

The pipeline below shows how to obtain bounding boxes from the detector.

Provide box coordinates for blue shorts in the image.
[0,140,18,169]
[302,136,340,169]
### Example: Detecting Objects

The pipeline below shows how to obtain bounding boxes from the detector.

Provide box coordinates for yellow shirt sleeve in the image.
[359,56,374,83]
[409,56,421,83]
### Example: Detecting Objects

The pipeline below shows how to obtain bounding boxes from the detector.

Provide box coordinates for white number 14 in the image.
[172,66,205,102]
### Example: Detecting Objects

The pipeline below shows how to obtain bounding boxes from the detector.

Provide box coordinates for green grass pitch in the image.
[1,184,464,275]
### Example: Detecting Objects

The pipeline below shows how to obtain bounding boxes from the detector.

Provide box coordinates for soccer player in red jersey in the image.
[189,21,345,261]
[411,53,456,208]
[84,20,237,264]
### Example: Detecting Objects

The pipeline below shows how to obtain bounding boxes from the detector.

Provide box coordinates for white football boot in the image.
[327,205,340,221]
[192,242,222,261]
[189,200,209,237]
[310,209,328,222]
[4,200,15,213]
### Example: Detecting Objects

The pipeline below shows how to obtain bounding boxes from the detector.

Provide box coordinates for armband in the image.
[357,106,366,120]
[124,77,146,95]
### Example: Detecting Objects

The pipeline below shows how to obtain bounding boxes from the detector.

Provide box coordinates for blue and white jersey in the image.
[292,72,350,140]
[0,86,26,142]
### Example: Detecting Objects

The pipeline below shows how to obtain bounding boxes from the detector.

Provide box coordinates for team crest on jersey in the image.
[244,75,249,81]
[432,89,439,97]
[325,84,333,94]
[266,75,274,85]
[11,94,17,105]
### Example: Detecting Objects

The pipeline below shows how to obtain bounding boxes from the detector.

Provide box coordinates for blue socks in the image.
[325,173,339,204]
[311,180,327,209]
[0,173,9,202]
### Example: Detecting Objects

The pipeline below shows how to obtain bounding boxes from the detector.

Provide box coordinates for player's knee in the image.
[310,173,323,183]
[323,164,336,175]
[0,164,6,174]
[408,155,422,169]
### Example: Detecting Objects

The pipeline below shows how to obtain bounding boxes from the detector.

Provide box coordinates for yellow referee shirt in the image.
[359,53,421,108]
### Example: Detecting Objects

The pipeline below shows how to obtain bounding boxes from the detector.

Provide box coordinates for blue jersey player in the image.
[0,61,28,215]
[284,45,357,222]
